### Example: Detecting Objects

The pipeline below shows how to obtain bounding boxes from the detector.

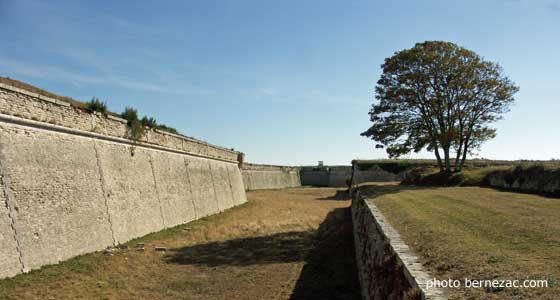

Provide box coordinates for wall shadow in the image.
[166,205,362,299]
[166,230,314,267]
[289,207,361,300]
[318,189,351,201]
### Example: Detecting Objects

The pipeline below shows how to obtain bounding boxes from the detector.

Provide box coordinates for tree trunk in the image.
[459,138,470,171]
[432,143,444,172]
[443,145,451,173]
[454,143,463,172]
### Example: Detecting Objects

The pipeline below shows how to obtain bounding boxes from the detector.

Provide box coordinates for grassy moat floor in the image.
[2,185,558,300]
[0,188,361,300]
[361,184,560,300]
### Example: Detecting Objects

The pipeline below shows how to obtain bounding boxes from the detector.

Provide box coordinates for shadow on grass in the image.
[289,207,361,300]
[166,230,314,266]
[166,205,361,300]
[318,189,351,201]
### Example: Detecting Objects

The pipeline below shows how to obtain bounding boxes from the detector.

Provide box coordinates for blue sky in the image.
[0,0,558,165]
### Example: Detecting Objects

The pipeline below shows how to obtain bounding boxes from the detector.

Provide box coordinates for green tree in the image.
[362,41,518,173]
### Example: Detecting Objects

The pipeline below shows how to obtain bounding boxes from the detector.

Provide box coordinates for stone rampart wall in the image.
[241,163,301,190]
[300,167,352,187]
[0,84,246,279]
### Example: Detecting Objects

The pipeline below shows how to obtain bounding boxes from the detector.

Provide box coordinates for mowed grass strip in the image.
[364,185,560,300]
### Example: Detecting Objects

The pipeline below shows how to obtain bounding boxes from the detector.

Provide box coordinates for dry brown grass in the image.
[363,185,560,300]
[0,187,360,300]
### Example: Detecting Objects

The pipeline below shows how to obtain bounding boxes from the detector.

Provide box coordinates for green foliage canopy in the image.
[362,41,519,172]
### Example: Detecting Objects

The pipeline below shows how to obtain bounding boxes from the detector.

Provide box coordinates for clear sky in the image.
[1,0,558,165]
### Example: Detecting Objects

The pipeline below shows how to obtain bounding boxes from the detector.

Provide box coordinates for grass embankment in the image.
[402,166,510,186]
[403,165,560,198]
[361,184,560,300]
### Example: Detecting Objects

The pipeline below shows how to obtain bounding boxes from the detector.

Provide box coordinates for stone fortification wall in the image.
[352,191,446,300]
[241,163,301,190]
[300,166,352,187]
[0,83,246,279]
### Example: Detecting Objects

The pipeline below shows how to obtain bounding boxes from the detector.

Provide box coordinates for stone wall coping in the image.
[105,113,127,123]
[241,163,300,171]
[0,82,240,158]
[362,196,447,300]
[0,113,238,164]
[0,83,71,107]
[152,128,238,155]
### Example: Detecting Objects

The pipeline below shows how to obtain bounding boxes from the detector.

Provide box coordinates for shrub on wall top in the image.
[121,107,139,126]
[141,116,158,128]
[120,107,145,143]
[85,97,108,114]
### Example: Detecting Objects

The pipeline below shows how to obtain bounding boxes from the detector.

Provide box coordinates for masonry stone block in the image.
[149,151,196,228]
[94,141,164,244]
[0,180,22,278]
[0,124,114,271]
[186,157,219,218]
[209,160,235,211]
[227,163,247,206]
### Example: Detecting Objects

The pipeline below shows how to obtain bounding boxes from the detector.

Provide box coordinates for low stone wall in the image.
[241,163,301,190]
[0,83,247,279]
[351,192,446,300]
[300,166,352,187]
[486,166,560,197]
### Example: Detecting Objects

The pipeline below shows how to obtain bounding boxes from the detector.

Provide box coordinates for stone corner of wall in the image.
[352,192,447,300]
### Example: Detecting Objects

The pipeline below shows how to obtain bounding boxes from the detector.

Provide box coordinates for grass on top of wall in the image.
[359,184,560,300]
[401,166,511,187]
[402,164,560,196]
[353,159,560,171]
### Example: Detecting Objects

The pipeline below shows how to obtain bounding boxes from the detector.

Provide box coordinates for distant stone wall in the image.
[351,192,446,300]
[241,163,301,190]
[351,164,408,186]
[0,83,247,279]
[300,169,329,186]
[300,166,352,187]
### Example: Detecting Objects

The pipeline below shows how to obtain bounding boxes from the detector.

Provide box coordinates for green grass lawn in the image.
[360,185,560,300]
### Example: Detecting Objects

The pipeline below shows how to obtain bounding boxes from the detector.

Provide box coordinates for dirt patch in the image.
[0,187,361,300]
